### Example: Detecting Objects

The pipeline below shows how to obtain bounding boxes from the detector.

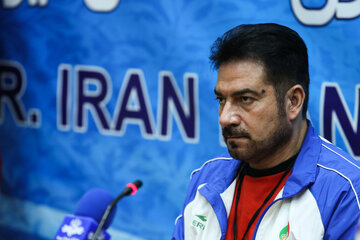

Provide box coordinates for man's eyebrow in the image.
[232,88,262,97]
[214,88,263,97]
[214,89,222,96]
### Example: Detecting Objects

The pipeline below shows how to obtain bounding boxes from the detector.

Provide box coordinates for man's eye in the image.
[241,96,253,104]
[216,97,225,105]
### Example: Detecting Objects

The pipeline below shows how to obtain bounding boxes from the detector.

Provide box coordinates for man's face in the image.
[215,60,292,167]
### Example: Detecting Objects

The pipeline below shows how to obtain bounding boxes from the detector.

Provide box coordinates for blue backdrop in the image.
[0,0,359,239]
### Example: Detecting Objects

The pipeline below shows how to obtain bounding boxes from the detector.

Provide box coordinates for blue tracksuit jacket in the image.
[172,123,360,239]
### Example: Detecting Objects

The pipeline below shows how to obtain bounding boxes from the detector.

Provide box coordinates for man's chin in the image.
[228,148,251,161]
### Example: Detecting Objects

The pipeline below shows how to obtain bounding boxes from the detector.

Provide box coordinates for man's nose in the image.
[219,102,241,127]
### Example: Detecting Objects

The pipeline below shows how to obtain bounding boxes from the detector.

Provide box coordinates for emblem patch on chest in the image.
[279,222,290,240]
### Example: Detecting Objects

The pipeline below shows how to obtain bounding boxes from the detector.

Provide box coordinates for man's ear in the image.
[286,84,305,121]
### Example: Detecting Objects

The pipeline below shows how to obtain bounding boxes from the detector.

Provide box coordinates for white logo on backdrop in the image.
[2,0,47,8]
[84,0,120,12]
[2,0,120,11]
[291,0,360,26]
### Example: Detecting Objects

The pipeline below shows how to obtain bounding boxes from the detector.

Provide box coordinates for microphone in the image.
[91,180,143,240]
[54,188,116,240]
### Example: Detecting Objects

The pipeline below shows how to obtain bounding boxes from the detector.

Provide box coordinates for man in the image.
[172,23,360,239]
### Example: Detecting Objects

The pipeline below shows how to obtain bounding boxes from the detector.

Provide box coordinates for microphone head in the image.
[75,188,116,230]
[133,180,143,189]
[126,180,143,195]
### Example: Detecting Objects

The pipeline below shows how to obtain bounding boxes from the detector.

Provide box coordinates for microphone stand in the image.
[91,181,142,240]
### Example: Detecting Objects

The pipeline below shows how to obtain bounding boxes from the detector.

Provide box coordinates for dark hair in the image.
[210,23,309,118]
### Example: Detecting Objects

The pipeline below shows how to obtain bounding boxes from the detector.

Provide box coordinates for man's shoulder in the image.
[314,137,360,197]
[318,137,360,179]
[190,152,240,180]
[184,153,240,197]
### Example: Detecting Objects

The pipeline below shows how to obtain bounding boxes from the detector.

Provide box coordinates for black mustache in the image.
[222,126,251,139]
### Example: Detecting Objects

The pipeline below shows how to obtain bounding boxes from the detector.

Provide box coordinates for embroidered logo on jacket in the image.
[279,222,290,240]
[196,215,207,222]
[192,215,207,230]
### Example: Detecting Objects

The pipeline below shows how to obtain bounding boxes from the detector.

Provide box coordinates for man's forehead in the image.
[216,60,267,83]
[215,71,272,95]
[215,65,275,97]
[218,59,265,73]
